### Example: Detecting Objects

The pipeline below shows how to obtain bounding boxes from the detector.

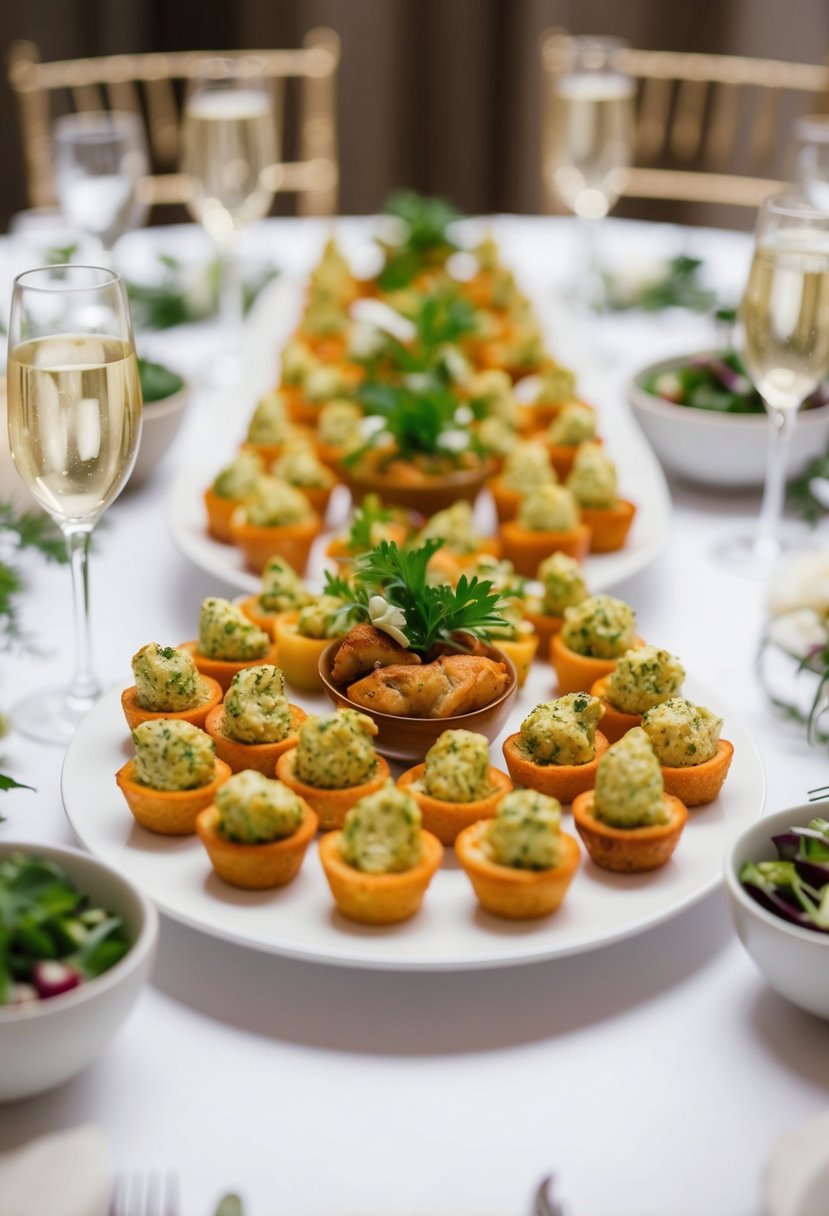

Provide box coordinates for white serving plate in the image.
[62,667,765,973]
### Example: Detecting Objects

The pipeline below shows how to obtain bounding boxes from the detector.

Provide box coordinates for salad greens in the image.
[605,255,717,314]
[0,853,130,1004]
[740,818,829,933]
[137,357,184,403]
[643,351,829,417]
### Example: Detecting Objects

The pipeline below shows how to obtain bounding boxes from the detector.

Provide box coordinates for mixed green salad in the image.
[0,853,131,1005]
[643,351,829,416]
[740,818,829,934]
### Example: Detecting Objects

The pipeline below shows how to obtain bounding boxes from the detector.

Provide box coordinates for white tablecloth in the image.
[1,216,827,1216]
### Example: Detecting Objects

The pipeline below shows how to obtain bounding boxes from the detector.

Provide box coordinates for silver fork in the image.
[109,1172,180,1216]
[533,1174,565,1216]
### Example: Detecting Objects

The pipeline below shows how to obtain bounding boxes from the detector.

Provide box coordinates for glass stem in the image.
[217,234,244,333]
[755,403,797,560]
[577,216,604,313]
[64,525,101,709]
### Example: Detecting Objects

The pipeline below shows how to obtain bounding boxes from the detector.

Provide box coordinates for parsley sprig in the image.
[377,191,461,291]
[349,383,476,468]
[325,539,507,657]
[0,504,68,651]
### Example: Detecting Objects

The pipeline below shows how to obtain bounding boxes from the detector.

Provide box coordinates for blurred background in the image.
[1,0,828,232]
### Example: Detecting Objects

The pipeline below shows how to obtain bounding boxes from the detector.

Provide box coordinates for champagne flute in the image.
[6,265,143,744]
[721,192,829,573]
[542,35,634,311]
[53,111,149,251]
[181,58,279,377]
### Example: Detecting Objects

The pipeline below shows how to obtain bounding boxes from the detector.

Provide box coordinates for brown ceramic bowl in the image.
[337,456,496,513]
[317,640,518,764]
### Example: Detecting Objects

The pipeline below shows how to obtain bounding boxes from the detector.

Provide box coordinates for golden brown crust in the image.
[346,654,510,719]
[550,634,645,696]
[659,739,734,807]
[229,511,321,575]
[580,500,636,554]
[499,520,591,577]
[396,764,512,845]
[204,486,237,544]
[330,623,422,684]
[501,731,609,803]
[203,703,307,775]
[178,640,281,694]
[317,830,444,924]
[588,675,642,743]
[571,790,688,872]
[120,678,223,733]
[275,749,392,831]
[455,822,581,919]
[521,608,565,654]
[116,758,232,836]
[195,802,318,889]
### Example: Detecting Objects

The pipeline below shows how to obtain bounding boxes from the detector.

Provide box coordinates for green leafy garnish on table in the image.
[125,254,278,330]
[605,255,717,313]
[0,503,68,652]
[789,452,829,526]
[325,539,507,658]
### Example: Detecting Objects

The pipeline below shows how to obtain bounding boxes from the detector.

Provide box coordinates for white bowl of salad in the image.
[0,842,158,1101]
[725,805,829,1020]
[627,351,829,489]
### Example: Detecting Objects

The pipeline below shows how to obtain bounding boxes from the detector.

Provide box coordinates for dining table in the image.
[1,212,828,1216]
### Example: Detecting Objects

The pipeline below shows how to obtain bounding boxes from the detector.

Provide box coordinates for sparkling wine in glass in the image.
[53,111,149,251]
[181,58,279,376]
[722,193,829,572]
[543,35,634,310]
[6,265,143,744]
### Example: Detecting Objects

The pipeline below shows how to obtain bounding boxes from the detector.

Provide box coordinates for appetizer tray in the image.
[167,272,672,596]
[61,668,765,972]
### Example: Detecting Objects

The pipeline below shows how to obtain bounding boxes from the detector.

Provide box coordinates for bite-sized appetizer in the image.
[121,642,223,732]
[315,399,365,467]
[204,449,265,543]
[274,594,351,692]
[571,727,688,872]
[330,622,422,683]
[477,415,518,464]
[242,391,306,463]
[196,770,318,890]
[485,599,538,687]
[282,360,363,428]
[346,652,510,719]
[275,708,391,830]
[522,551,589,652]
[397,728,512,844]
[502,694,609,803]
[522,365,579,430]
[565,443,636,553]
[238,555,314,640]
[325,494,413,567]
[640,698,734,806]
[272,440,337,519]
[181,597,279,693]
[455,787,580,919]
[229,475,321,575]
[591,646,686,743]
[467,368,520,426]
[116,718,232,835]
[500,484,590,576]
[488,441,557,524]
[544,402,598,478]
[204,666,307,775]
[418,501,499,580]
[551,594,640,694]
[317,779,444,924]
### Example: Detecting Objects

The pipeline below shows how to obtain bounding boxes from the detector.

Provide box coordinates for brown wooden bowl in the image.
[337,456,496,513]
[317,639,518,764]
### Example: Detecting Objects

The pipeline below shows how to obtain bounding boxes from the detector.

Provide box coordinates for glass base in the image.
[711,531,813,579]
[11,684,102,747]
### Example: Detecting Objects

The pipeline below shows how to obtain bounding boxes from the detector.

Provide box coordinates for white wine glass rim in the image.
[13,264,123,293]
[761,190,829,223]
[54,110,144,138]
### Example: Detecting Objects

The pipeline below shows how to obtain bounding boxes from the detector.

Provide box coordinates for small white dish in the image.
[627,352,829,489]
[130,382,190,489]
[0,841,158,1102]
[724,804,829,1020]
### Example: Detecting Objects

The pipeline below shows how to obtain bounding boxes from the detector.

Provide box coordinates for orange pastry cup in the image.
[522,608,565,655]
[571,790,688,873]
[285,483,334,521]
[195,802,318,890]
[499,521,591,577]
[426,540,502,585]
[315,440,350,470]
[318,829,444,924]
[179,640,281,694]
[237,596,292,643]
[589,675,642,743]
[204,703,308,775]
[325,520,411,569]
[239,441,291,466]
[204,486,238,544]
[550,634,644,695]
[396,764,512,845]
[488,477,524,524]
[273,613,332,692]
[545,434,603,481]
[659,739,734,807]
[116,758,232,836]
[229,512,321,576]
[455,821,581,919]
[580,500,637,553]
[491,633,539,687]
[120,677,223,733]
[275,749,392,831]
[502,731,610,803]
